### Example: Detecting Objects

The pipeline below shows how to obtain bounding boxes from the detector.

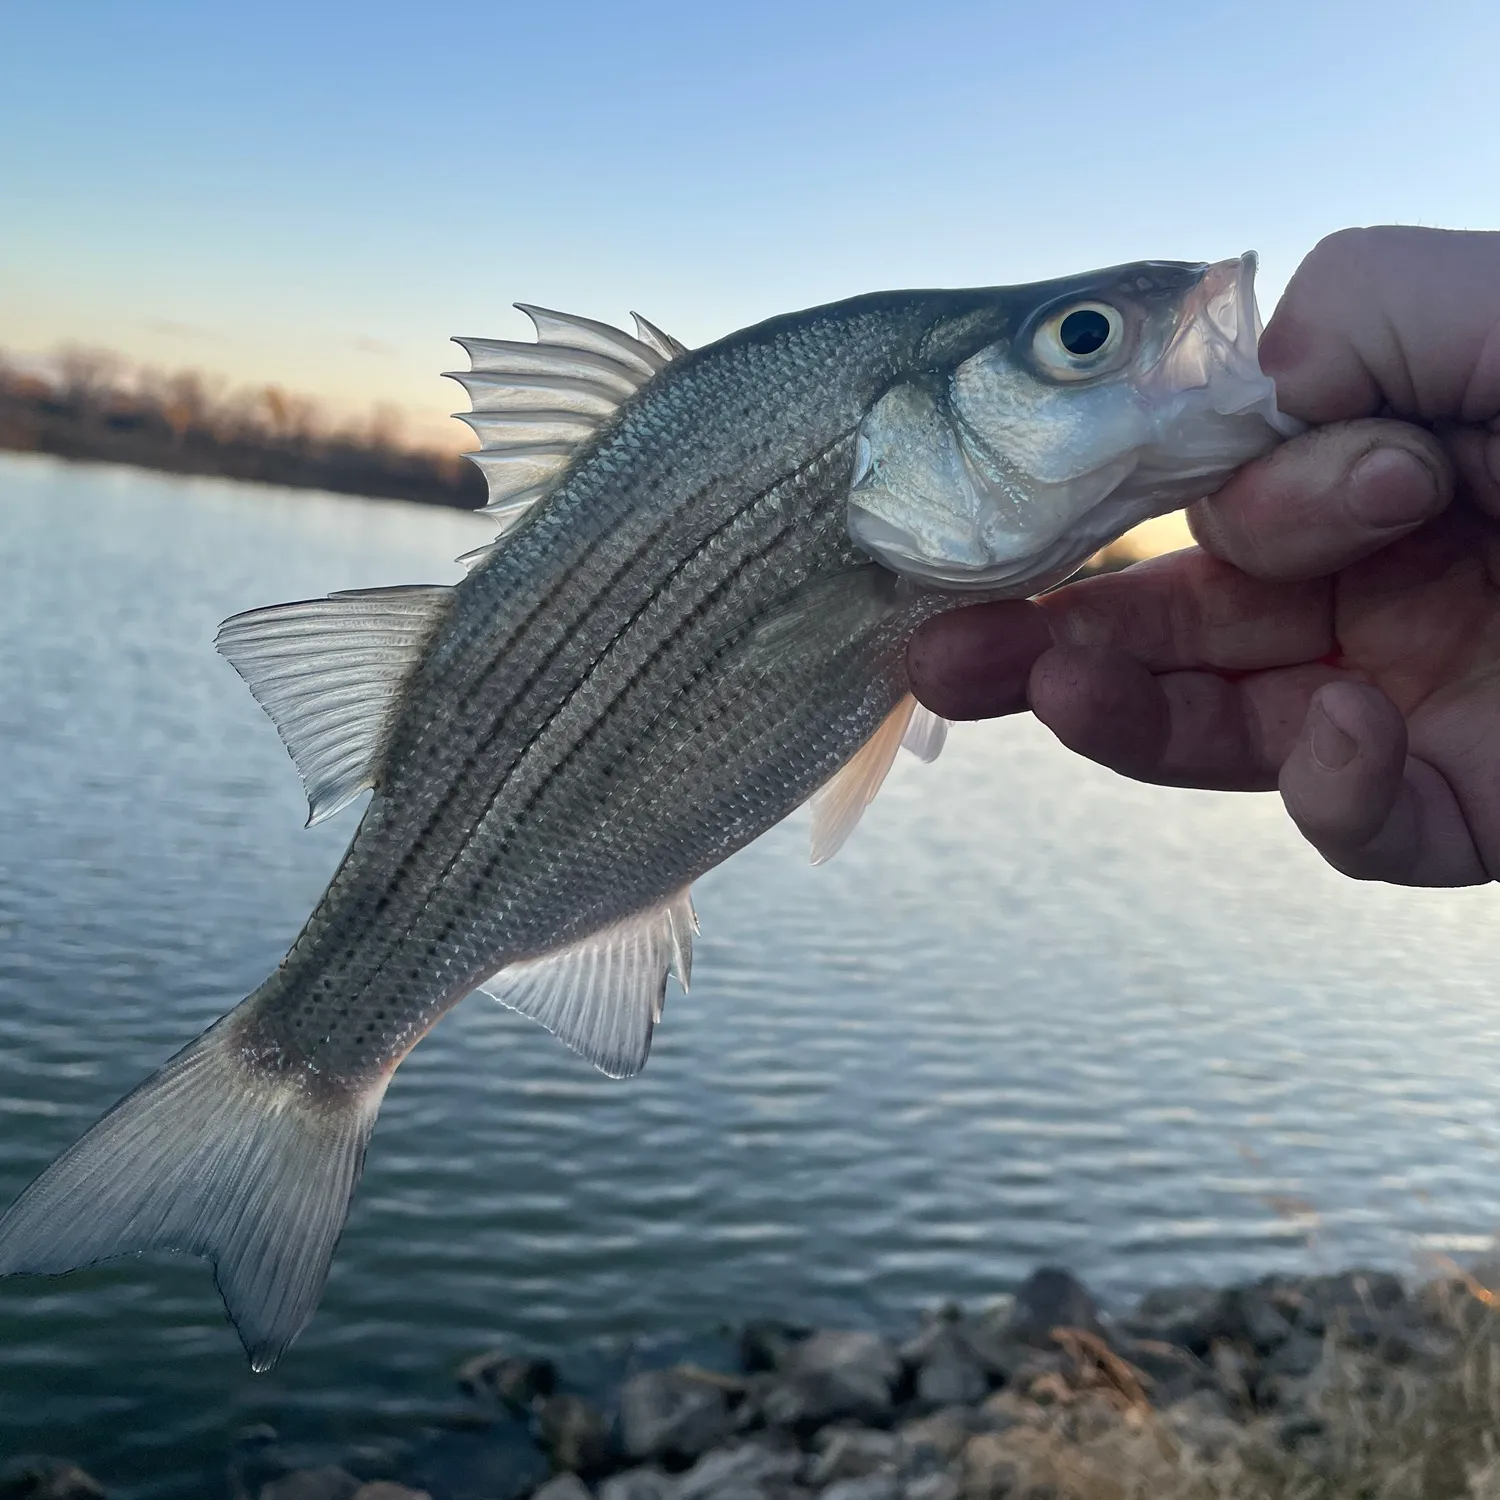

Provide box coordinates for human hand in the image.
[908,227,1500,886]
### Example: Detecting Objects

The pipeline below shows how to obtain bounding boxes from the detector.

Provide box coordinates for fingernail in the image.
[1347,447,1439,530]
[1309,700,1356,772]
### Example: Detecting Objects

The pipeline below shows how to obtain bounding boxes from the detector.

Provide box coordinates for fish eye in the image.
[1030,301,1126,381]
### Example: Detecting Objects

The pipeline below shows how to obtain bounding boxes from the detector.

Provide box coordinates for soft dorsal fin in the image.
[446,306,687,545]
[477,889,698,1079]
[216,585,454,826]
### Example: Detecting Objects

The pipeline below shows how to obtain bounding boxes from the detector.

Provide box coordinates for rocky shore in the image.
[9,1264,1500,1500]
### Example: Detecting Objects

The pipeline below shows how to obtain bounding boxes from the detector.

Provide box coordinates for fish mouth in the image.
[1147,253,1303,436]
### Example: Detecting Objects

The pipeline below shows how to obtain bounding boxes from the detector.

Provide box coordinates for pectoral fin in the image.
[807,696,950,864]
[808,697,916,865]
[901,702,948,763]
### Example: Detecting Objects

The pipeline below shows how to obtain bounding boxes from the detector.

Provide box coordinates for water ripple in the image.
[0,455,1497,1497]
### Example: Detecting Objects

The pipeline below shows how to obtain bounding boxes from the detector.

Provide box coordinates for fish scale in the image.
[264,443,879,1056]
[0,258,1295,1371]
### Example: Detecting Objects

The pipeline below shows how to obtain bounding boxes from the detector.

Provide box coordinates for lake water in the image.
[0,451,1496,1495]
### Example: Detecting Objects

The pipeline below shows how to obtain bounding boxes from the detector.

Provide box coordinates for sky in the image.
[2,0,1497,453]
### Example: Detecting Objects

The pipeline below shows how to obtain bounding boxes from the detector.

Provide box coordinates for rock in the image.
[973,1393,1041,1435]
[896,1408,973,1465]
[531,1478,592,1500]
[351,1488,431,1500]
[0,1461,107,1500]
[1122,1285,1221,1354]
[1213,1286,1292,1354]
[1292,1271,1406,1338]
[1007,1351,1071,1403]
[537,1395,611,1477]
[1273,1410,1328,1455]
[1124,1281,1295,1358]
[959,1434,1020,1500]
[1005,1269,1100,1346]
[741,1320,810,1372]
[229,1429,290,1500]
[458,1352,558,1410]
[794,1331,902,1386]
[403,1426,551,1500]
[672,1440,803,1500]
[1208,1340,1252,1408]
[596,1469,671,1500]
[897,1307,965,1365]
[1250,1330,1328,1416]
[1108,1337,1210,1407]
[260,1469,361,1500]
[1159,1391,1241,1463]
[947,1318,1026,1387]
[619,1369,731,1462]
[1260,1331,1323,1381]
[911,1329,987,1408]
[902,1477,960,1500]
[820,1478,900,1500]
[757,1375,881,1431]
[807,1428,900,1485]
[759,1332,901,1428]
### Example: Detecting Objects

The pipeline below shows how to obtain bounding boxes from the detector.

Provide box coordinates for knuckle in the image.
[1296,227,1393,290]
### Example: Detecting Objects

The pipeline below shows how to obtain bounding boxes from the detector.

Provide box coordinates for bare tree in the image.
[54,346,125,414]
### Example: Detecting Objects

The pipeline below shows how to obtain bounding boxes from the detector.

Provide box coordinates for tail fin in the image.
[0,1015,386,1371]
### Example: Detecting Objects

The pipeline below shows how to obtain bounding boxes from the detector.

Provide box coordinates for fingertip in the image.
[1344,444,1450,531]
[1312,680,1409,774]
[1189,421,1452,581]
[1279,680,1408,855]
[906,599,1052,721]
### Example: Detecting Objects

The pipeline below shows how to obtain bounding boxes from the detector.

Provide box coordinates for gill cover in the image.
[848,254,1302,593]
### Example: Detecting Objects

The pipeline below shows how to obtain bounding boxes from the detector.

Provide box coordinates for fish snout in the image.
[1148,253,1304,436]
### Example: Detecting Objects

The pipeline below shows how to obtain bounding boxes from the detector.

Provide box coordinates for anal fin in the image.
[477,889,698,1079]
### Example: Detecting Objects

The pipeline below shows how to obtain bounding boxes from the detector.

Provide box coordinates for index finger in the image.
[1040,546,1333,674]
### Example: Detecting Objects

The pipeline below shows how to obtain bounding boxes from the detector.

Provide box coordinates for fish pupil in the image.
[1059,308,1111,356]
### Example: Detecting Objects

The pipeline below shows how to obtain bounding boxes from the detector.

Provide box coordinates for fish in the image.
[0,254,1296,1369]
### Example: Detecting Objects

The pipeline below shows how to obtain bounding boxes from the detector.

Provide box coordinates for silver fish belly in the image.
[0,261,1293,1369]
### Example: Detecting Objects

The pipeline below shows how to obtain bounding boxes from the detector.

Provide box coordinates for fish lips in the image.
[1145,252,1304,436]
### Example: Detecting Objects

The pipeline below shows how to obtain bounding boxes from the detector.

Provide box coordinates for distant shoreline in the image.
[0,359,484,511]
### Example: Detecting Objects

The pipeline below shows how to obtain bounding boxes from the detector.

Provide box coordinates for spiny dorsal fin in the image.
[477,888,698,1079]
[632,312,688,360]
[216,585,454,826]
[445,306,688,556]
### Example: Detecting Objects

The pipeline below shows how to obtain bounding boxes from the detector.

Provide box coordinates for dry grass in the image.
[975,1282,1500,1500]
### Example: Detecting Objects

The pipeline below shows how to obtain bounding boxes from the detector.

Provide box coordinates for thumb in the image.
[1278,681,1487,886]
